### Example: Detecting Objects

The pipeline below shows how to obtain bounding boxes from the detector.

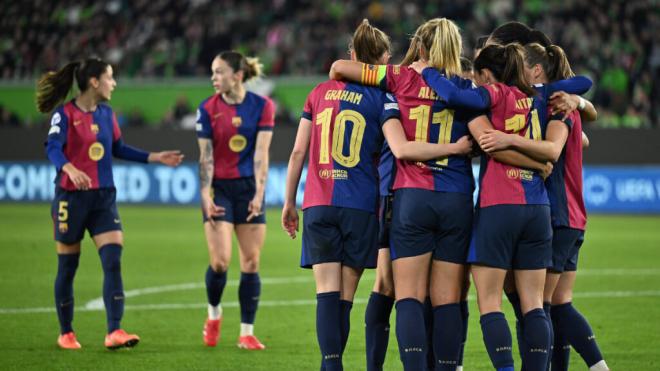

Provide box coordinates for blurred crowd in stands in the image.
[1,0,657,127]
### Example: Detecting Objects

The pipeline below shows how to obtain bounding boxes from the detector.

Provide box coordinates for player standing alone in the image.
[196,51,274,350]
[39,57,183,350]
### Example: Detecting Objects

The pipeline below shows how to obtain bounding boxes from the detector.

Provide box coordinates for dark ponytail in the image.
[36,58,110,113]
[545,45,574,81]
[36,62,79,113]
[474,43,535,96]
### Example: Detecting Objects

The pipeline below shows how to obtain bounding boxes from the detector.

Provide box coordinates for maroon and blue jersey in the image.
[196,92,275,179]
[477,83,549,208]
[376,65,476,194]
[545,110,587,230]
[301,80,399,213]
[45,101,148,191]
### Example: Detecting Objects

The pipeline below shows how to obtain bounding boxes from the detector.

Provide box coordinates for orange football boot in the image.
[203,318,222,346]
[104,329,140,350]
[237,335,265,350]
[57,332,81,349]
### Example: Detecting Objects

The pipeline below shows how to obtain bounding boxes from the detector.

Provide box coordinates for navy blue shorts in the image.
[550,227,584,272]
[468,204,552,270]
[390,188,473,263]
[202,177,265,224]
[51,188,122,244]
[301,206,378,269]
[378,195,393,249]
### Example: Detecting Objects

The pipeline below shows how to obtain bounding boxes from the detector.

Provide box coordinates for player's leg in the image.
[456,267,471,371]
[52,189,85,349]
[92,230,139,349]
[429,261,465,371]
[366,249,394,371]
[338,265,362,356]
[203,220,233,346]
[302,206,345,371]
[55,242,82,349]
[391,253,431,371]
[513,205,554,370]
[429,192,473,371]
[552,270,609,371]
[235,223,266,349]
[365,196,395,371]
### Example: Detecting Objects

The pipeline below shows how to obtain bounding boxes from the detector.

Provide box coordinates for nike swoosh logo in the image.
[114,219,121,223]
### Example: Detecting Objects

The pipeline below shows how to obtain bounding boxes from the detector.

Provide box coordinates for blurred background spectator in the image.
[0,0,657,127]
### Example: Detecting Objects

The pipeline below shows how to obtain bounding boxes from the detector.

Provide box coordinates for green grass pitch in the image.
[1,204,659,370]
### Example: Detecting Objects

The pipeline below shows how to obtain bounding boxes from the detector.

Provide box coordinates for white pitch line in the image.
[2,290,660,315]
[84,275,315,310]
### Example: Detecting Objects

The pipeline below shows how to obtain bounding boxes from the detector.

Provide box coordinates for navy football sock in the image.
[433,303,463,371]
[239,272,260,324]
[54,253,80,334]
[365,292,394,371]
[505,292,525,367]
[423,297,435,370]
[552,302,603,367]
[551,308,571,371]
[395,298,427,371]
[205,265,227,307]
[479,312,514,370]
[98,244,124,333]
[317,292,343,371]
[458,300,469,367]
[543,302,554,371]
[339,300,353,353]
[522,308,551,371]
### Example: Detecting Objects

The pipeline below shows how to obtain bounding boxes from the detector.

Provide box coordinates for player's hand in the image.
[281,203,299,239]
[549,91,579,120]
[153,150,184,167]
[478,129,514,153]
[540,161,554,180]
[409,60,429,74]
[202,196,225,226]
[454,135,474,155]
[62,163,92,190]
[246,195,264,222]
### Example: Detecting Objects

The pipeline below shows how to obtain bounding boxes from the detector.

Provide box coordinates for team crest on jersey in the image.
[228,134,247,152]
[393,65,400,75]
[58,222,68,233]
[88,142,105,161]
[91,123,99,134]
[231,116,242,127]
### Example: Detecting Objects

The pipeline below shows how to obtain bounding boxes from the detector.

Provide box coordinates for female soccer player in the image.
[330,18,510,371]
[282,19,472,371]
[196,51,274,350]
[413,43,558,371]
[478,43,609,371]
[38,57,183,350]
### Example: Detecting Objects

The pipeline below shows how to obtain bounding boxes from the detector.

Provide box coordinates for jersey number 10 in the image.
[315,108,366,168]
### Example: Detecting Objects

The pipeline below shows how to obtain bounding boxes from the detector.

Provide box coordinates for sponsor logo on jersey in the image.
[506,168,520,179]
[232,116,242,127]
[228,134,247,152]
[318,169,348,180]
[88,142,105,161]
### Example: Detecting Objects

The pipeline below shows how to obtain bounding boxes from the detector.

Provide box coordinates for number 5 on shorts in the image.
[58,201,69,222]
